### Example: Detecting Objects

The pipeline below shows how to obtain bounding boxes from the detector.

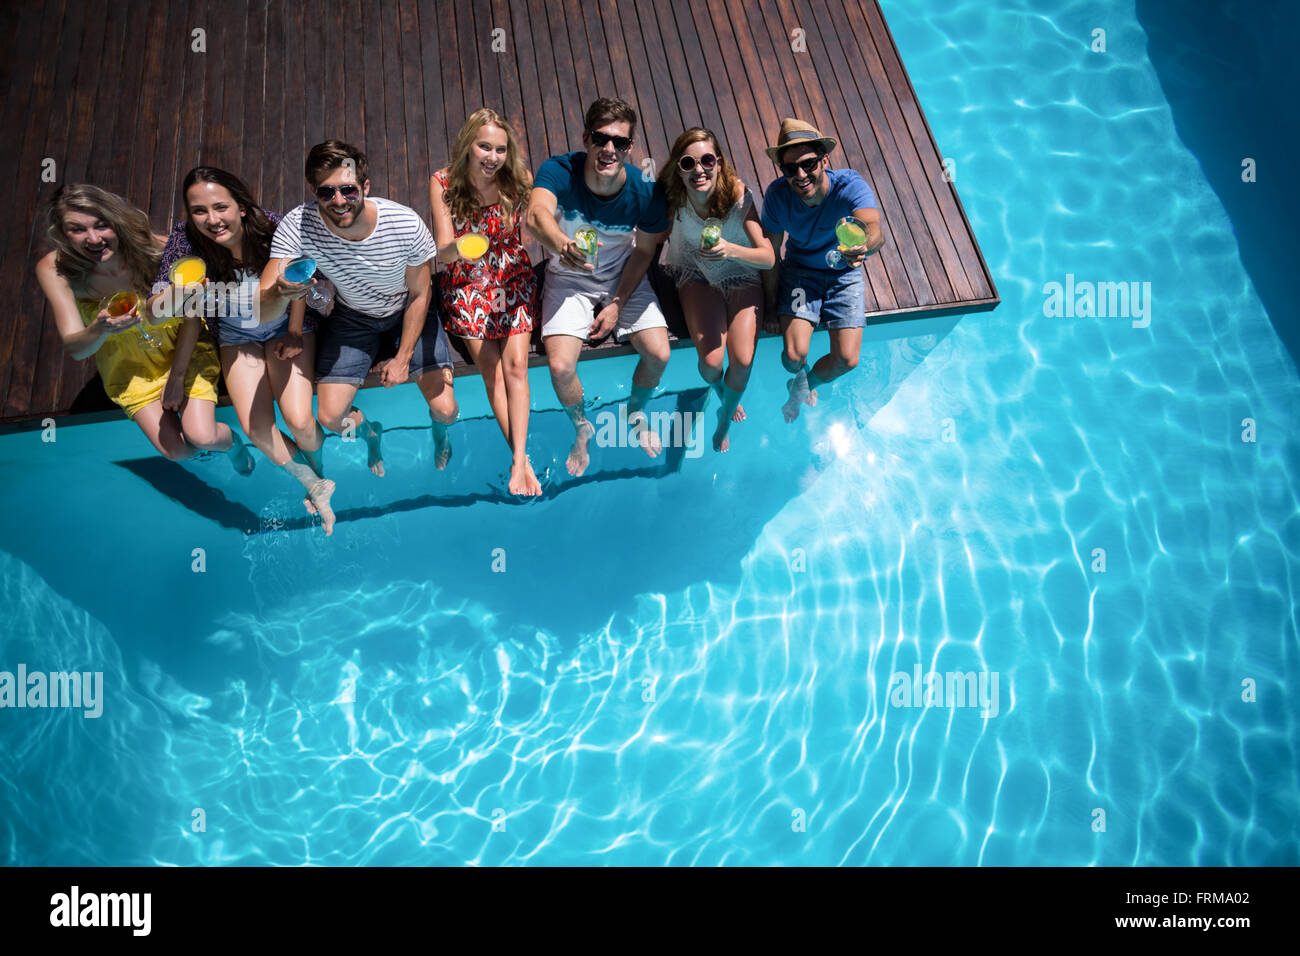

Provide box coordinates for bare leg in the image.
[625,326,671,457]
[780,315,817,423]
[546,334,595,477]
[262,337,334,535]
[501,333,541,495]
[416,366,458,470]
[318,382,383,477]
[131,401,199,460]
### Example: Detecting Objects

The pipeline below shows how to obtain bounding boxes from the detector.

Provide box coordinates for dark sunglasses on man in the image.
[780,156,823,179]
[315,183,362,202]
[678,153,717,173]
[588,129,633,152]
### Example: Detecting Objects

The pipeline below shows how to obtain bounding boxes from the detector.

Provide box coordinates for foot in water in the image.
[227,437,255,476]
[733,402,746,423]
[508,457,543,496]
[566,421,596,477]
[713,407,734,452]
[432,424,453,470]
[301,479,337,536]
[363,420,384,476]
[782,371,817,423]
[629,412,662,459]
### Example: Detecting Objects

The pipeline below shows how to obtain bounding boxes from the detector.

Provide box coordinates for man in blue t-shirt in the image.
[526,98,672,476]
[760,118,884,422]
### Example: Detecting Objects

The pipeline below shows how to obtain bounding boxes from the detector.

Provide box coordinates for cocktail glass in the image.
[282,256,333,311]
[826,216,868,268]
[100,290,157,347]
[574,227,598,271]
[457,232,490,286]
[700,218,723,252]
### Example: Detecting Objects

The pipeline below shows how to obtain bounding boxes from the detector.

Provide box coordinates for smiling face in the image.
[583,120,633,182]
[470,124,509,181]
[780,145,828,203]
[186,181,245,251]
[314,163,368,229]
[677,137,719,200]
[61,210,117,264]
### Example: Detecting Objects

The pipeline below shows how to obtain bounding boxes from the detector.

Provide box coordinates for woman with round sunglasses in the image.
[657,128,774,451]
[35,184,235,465]
[430,108,541,496]
[147,166,335,534]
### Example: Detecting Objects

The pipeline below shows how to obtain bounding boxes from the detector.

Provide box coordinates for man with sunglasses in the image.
[525,98,671,477]
[759,119,884,422]
[261,140,458,481]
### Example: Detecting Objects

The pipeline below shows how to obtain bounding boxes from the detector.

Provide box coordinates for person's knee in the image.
[283,409,317,445]
[428,388,459,425]
[548,356,576,386]
[697,353,724,383]
[837,351,860,373]
[782,345,806,372]
[158,430,194,460]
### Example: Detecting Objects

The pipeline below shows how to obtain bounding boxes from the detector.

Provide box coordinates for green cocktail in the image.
[574,227,598,269]
[700,218,723,250]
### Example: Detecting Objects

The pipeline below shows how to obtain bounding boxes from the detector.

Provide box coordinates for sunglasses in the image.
[314,183,361,202]
[588,129,633,152]
[678,153,718,173]
[780,156,823,179]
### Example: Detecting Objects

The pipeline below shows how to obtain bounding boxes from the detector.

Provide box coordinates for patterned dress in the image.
[433,169,537,339]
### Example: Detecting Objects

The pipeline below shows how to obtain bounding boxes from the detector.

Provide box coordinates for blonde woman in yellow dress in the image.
[35,184,250,469]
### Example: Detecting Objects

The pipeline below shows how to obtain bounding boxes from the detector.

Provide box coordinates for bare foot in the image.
[782,372,817,423]
[733,403,746,423]
[566,421,596,477]
[713,407,733,453]
[302,479,336,535]
[509,458,543,496]
[629,412,662,459]
[228,438,256,476]
[363,421,385,477]
[433,427,452,471]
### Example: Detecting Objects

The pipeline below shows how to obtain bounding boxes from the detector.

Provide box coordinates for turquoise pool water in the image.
[2,0,1297,865]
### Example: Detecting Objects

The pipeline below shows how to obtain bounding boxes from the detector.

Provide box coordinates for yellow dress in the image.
[76,298,221,419]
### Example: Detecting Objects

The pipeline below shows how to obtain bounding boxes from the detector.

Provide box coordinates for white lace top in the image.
[661,186,761,291]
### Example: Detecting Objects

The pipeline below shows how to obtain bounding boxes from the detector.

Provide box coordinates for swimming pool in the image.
[2,0,1296,866]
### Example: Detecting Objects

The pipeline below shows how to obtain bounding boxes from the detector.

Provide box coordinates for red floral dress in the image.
[434,169,537,339]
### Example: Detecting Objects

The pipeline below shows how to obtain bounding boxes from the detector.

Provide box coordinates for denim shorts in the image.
[216,311,318,347]
[776,262,866,330]
[316,299,455,385]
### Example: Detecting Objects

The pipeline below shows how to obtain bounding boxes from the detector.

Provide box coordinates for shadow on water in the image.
[1137,0,1300,371]
[85,325,958,645]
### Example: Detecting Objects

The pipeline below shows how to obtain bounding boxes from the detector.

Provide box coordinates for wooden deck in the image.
[0,0,997,424]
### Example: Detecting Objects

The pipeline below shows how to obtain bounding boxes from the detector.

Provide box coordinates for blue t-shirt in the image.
[534,151,670,281]
[760,168,877,270]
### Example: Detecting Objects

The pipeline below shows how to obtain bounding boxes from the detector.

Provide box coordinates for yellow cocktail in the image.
[457,233,489,260]
[169,256,207,286]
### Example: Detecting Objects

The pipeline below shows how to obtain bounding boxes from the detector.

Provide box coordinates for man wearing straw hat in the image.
[760,118,884,422]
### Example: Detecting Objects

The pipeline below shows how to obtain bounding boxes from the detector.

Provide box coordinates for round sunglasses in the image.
[678,153,718,173]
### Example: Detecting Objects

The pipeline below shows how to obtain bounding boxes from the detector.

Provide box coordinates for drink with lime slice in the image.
[574,227,598,269]
[827,216,868,268]
[700,218,723,250]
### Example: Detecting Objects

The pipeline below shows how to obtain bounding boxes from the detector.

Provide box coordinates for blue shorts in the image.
[216,311,317,347]
[776,263,866,330]
[316,299,454,385]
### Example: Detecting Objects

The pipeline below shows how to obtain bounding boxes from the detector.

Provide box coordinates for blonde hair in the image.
[442,109,531,230]
[45,184,161,292]
[657,128,742,223]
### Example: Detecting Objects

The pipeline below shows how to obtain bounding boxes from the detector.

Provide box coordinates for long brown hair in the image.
[44,184,161,292]
[181,166,276,283]
[658,128,743,223]
[442,109,532,230]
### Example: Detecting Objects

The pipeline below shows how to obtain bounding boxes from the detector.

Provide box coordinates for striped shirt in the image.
[269,197,435,317]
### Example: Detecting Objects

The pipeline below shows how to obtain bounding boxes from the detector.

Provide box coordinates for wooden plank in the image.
[240,0,268,200]
[3,0,74,419]
[830,0,966,302]
[378,0,408,206]
[417,0,449,173]
[681,1,762,187]
[541,0,585,148]
[437,0,465,153]
[858,0,995,300]
[802,0,944,306]
[501,0,546,167]
[609,0,672,168]
[398,0,431,221]
[714,0,783,174]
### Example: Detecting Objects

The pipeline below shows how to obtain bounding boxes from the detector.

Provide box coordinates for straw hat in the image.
[764,118,837,163]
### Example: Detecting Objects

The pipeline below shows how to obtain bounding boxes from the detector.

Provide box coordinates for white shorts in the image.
[541,271,667,342]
